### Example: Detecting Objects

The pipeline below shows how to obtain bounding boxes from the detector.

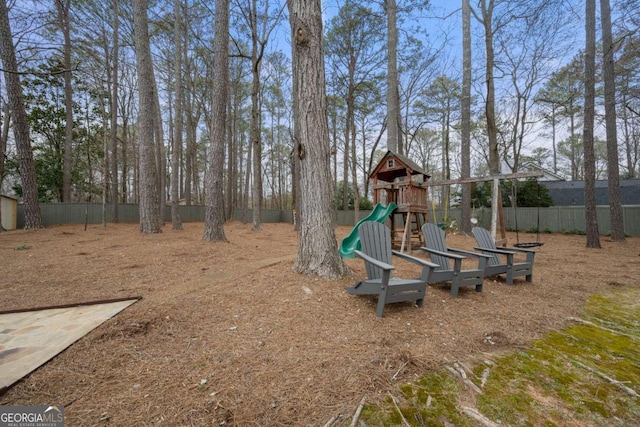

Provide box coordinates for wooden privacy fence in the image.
[15,203,640,236]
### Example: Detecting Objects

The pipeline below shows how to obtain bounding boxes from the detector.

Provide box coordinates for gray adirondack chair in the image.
[420,223,490,298]
[346,221,438,317]
[472,226,536,285]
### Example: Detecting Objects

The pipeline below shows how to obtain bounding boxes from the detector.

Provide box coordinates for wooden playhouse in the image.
[370,150,430,251]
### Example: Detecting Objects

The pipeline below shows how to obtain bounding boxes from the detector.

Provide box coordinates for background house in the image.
[542,179,640,206]
[519,163,640,206]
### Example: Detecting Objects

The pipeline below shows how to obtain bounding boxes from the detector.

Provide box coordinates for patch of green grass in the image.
[361,372,472,426]
[360,287,640,426]
[14,244,31,250]
[477,289,640,426]
[583,293,640,335]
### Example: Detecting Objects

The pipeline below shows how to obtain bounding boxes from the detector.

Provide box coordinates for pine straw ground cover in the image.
[0,221,639,426]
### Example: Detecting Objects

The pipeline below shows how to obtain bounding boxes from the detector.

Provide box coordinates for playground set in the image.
[339,150,546,257]
[339,150,430,257]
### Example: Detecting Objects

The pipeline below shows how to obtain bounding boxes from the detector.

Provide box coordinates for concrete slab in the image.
[0,299,139,393]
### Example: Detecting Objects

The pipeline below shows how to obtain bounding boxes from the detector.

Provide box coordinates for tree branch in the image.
[0,63,79,77]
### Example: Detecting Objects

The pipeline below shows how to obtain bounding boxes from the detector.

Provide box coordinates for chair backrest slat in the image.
[421,223,451,270]
[359,222,392,280]
[472,227,500,266]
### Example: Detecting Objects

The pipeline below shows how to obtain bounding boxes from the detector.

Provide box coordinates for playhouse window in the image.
[388,159,394,168]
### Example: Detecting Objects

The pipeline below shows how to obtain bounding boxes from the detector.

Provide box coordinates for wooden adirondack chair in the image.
[472,226,536,285]
[420,223,490,298]
[346,222,438,317]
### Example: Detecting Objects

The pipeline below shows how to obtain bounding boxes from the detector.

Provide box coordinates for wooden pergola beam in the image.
[425,171,544,242]
[422,171,544,187]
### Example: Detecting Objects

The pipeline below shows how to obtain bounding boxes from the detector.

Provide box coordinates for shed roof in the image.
[369,150,430,182]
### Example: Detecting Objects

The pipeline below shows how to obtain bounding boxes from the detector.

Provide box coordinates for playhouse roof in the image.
[369,150,430,182]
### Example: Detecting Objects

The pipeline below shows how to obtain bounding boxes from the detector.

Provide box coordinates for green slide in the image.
[339,202,397,259]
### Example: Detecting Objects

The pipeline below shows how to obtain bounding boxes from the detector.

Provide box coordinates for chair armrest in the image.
[392,250,439,269]
[473,246,518,255]
[474,245,516,266]
[393,250,439,282]
[509,246,538,254]
[354,250,394,271]
[510,246,536,262]
[419,247,466,260]
[448,247,493,259]
[475,246,534,264]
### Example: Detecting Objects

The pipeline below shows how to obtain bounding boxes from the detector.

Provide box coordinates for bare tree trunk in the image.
[101,95,108,226]
[132,0,161,233]
[584,0,600,248]
[569,113,578,180]
[277,110,285,209]
[244,0,283,229]
[0,0,42,229]
[350,109,359,221]
[121,114,129,203]
[342,113,349,210]
[385,0,400,153]
[132,125,139,201]
[477,0,500,174]
[600,0,625,242]
[0,103,8,232]
[184,39,194,206]
[153,82,166,225]
[460,0,472,234]
[203,0,228,241]
[171,0,183,230]
[288,0,348,278]
[551,105,557,173]
[231,60,244,216]
[251,48,263,230]
[621,85,635,178]
[292,143,301,231]
[56,0,73,202]
[225,93,235,219]
[243,134,252,223]
[184,117,192,204]
[110,0,119,222]
[329,99,338,196]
